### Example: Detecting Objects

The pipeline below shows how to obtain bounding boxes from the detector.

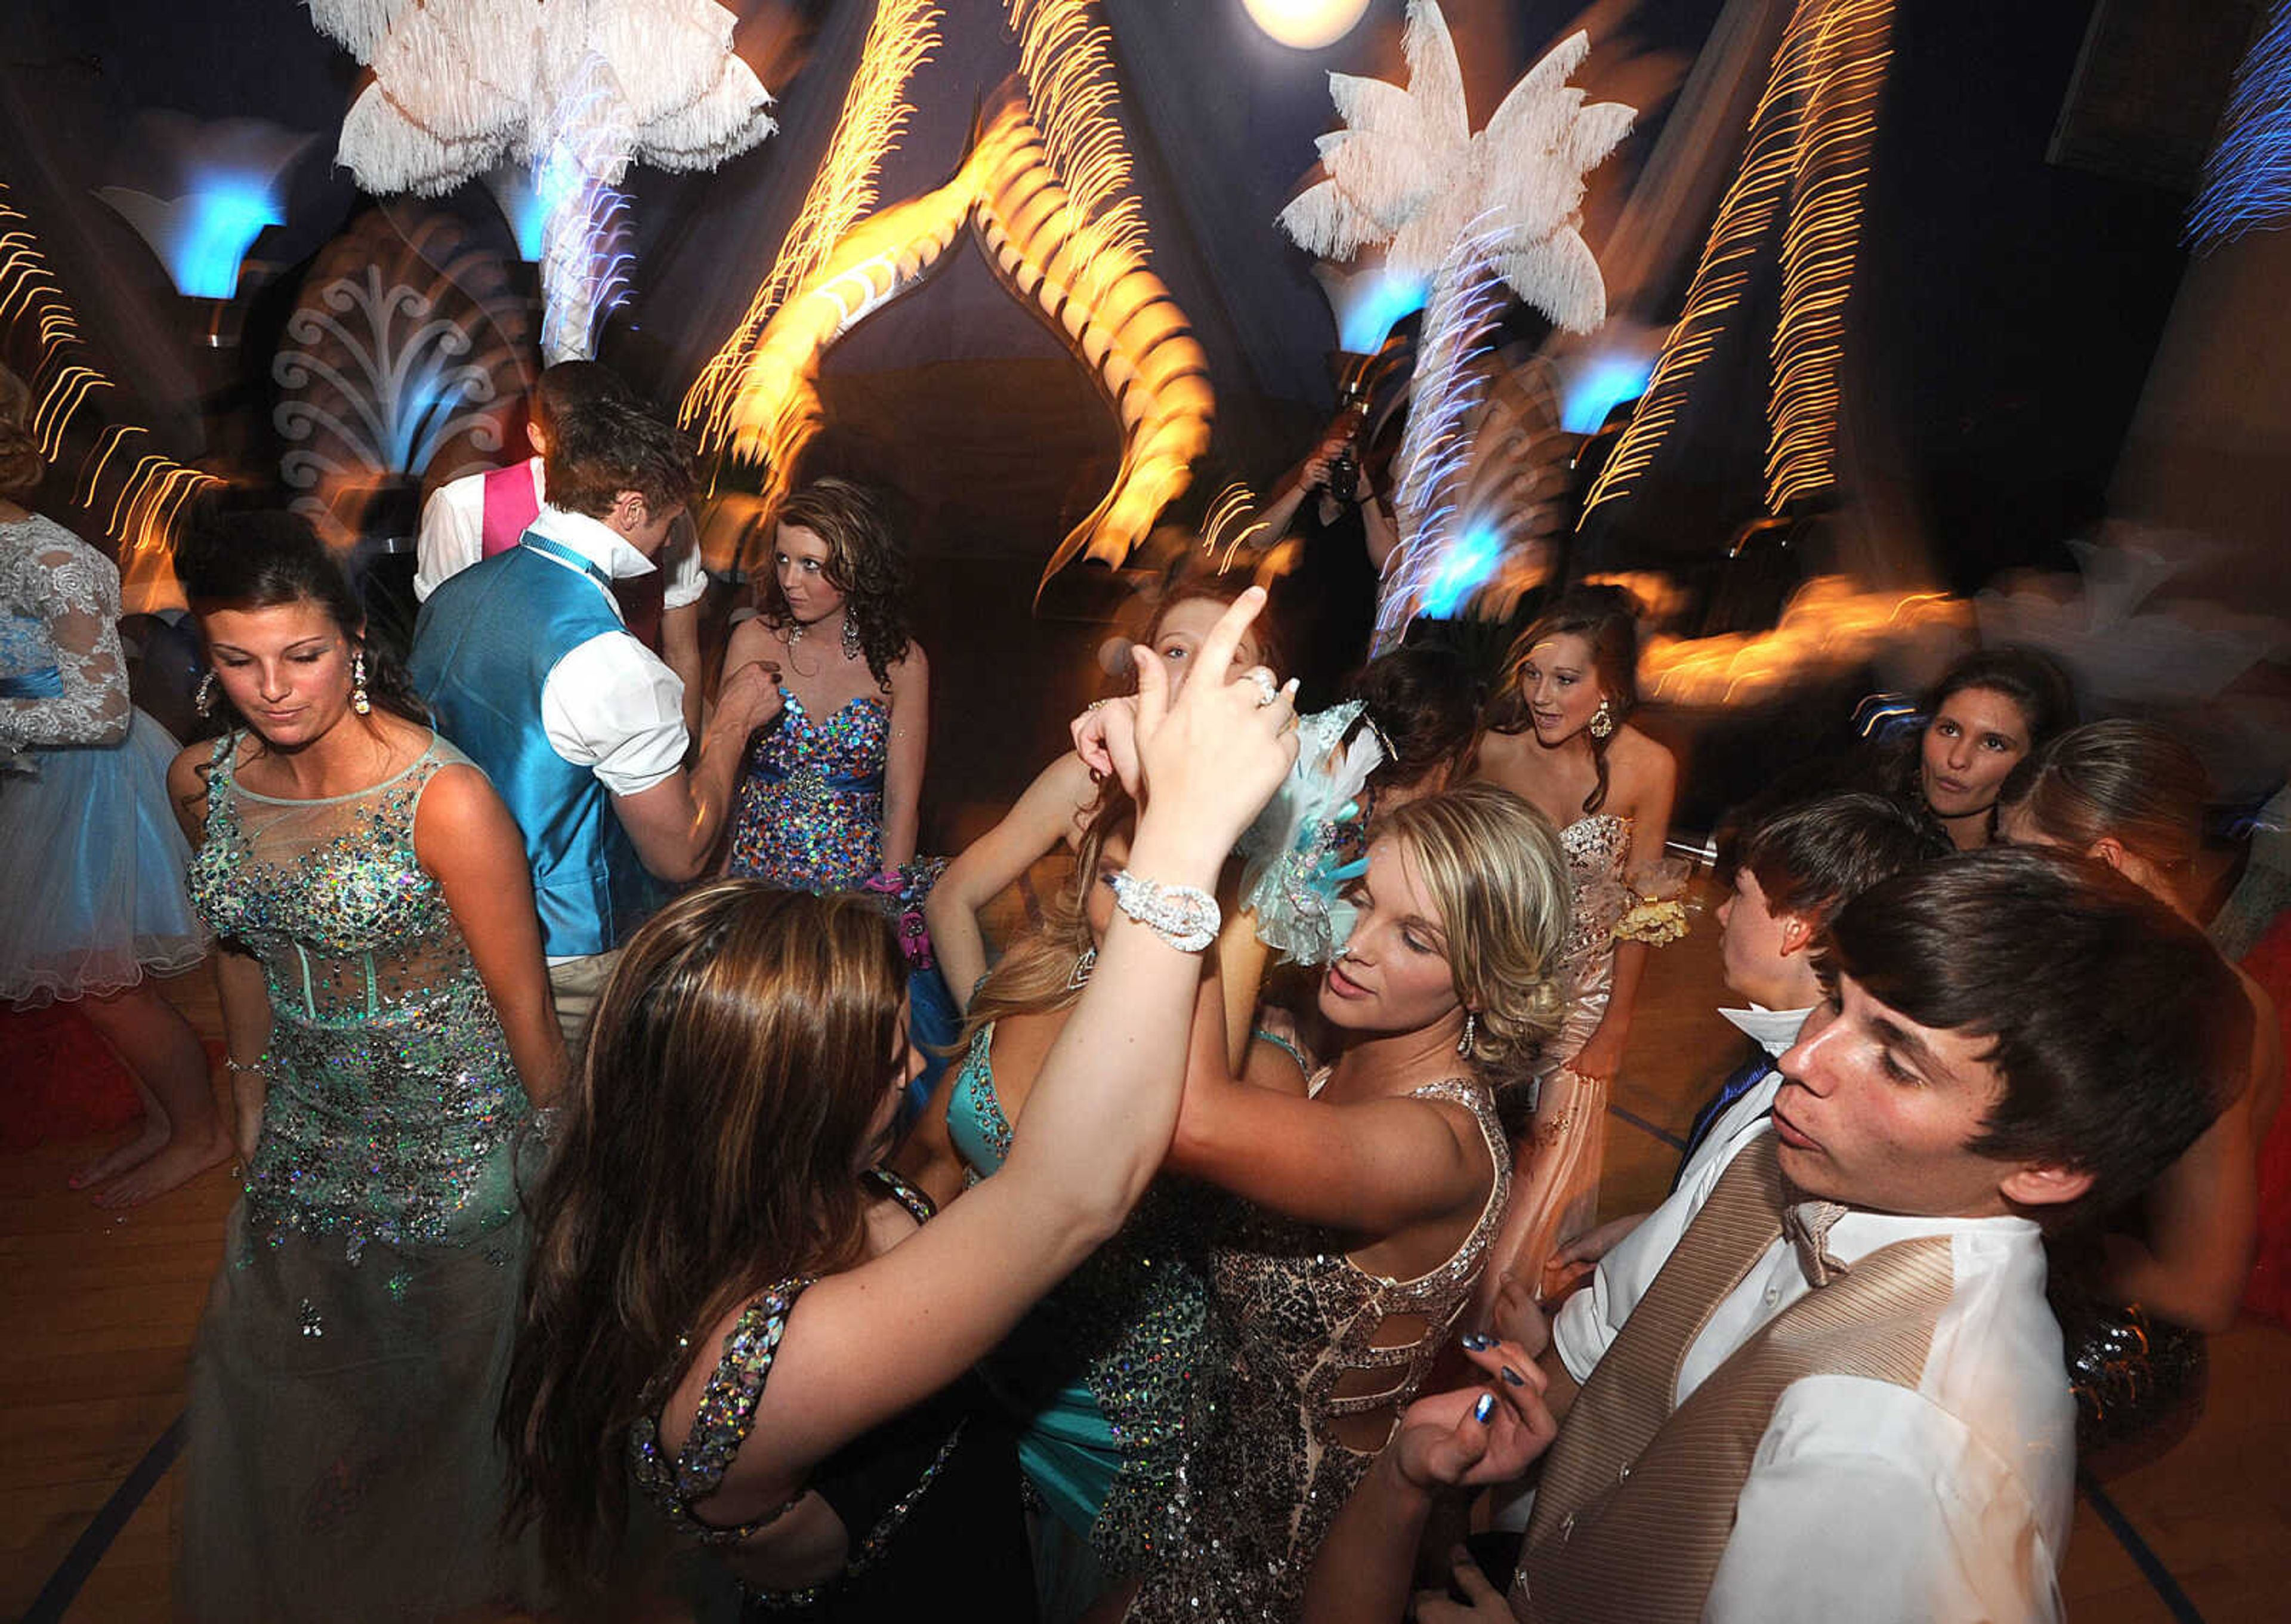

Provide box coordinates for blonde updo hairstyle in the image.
[1380,782,1571,1093]
[1,366,44,501]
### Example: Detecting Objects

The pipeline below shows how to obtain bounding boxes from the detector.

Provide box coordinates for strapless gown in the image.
[724,691,888,892]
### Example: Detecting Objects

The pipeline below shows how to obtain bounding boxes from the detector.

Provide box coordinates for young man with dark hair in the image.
[1526,791,1948,1334]
[413,359,708,730]
[1307,847,2251,1624]
[411,394,780,1049]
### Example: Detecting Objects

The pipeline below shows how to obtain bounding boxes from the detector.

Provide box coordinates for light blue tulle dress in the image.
[945,1024,1222,1589]
[0,512,205,1008]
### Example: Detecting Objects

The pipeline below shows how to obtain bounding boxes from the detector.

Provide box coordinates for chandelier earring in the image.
[351,649,372,716]
[841,611,863,661]
[1589,699,1614,740]
[1066,947,1097,991]
[1457,1009,1477,1057]
[194,671,218,717]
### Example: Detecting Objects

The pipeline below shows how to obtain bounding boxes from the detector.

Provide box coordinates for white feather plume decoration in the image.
[1279,4,1633,334]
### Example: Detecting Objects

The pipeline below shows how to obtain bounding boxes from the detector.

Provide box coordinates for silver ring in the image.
[1248,668,1280,708]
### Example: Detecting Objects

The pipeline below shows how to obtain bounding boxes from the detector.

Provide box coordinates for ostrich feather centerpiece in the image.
[1279,2,1632,645]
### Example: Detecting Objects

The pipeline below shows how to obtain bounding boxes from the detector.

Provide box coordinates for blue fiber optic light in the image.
[1420,523,1500,618]
[1561,353,1654,433]
[171,178,283,298]
[1338,273,1427,353]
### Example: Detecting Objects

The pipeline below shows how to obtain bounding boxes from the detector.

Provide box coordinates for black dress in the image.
[628,1169,1039,1621]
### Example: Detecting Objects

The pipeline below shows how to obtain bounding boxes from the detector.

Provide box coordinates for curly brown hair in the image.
[758,478,914,690]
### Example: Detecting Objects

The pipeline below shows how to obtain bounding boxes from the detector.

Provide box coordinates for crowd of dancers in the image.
[1,357,2284,1622]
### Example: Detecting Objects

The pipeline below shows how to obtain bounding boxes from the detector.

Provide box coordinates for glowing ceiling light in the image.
[1243,0,1373,51]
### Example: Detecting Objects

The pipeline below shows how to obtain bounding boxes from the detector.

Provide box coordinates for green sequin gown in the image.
[178,733,544,1622]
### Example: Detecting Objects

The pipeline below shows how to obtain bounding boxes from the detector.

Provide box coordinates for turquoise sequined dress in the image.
[724,692,888,891]
[178,733,542,1622]
[946,1024,1223,1583]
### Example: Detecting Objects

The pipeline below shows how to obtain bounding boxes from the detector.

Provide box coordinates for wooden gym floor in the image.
[4,866,2286,1620]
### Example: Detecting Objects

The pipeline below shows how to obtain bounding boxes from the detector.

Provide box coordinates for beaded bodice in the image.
[1556,811,1632,968]
[1542,811,1632,1075]
[1208,1074,1510,1451]
[726,691,889,892]
[190,734,481,1025]
[1132,1076,1509,1619]
[187,733,527,1256]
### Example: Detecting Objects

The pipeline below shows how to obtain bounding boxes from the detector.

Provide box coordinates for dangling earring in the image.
[1066,947,1097,990]
[841,612,863,661]
[351,649,372,716]
[194,672,218,717]
[1457,1009,1477,1057]
[1589,699,1614,740]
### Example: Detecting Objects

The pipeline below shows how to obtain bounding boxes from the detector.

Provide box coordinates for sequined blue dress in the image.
[724,692,889,891]
[946,1025,1222,1585]
[178,732,542,1622]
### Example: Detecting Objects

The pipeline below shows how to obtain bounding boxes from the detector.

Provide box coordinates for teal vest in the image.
[410,538,665,958]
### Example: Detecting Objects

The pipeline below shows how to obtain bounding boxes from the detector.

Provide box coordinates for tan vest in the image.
[1514,1135,1956,1623]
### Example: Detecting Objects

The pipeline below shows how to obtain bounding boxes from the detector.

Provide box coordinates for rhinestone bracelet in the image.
[1107,871,1220,953]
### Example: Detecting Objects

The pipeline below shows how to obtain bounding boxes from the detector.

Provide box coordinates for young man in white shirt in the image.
[410,396,780,1048]
[1305,847,2249,1624]
[413,359,707,734]
[1539,791,1951,1313]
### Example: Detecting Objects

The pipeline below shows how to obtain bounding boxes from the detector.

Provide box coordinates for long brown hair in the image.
[956,786,1137,1051]
[1477,590,1641,814]
[758,478,913,690]
[500,882,908,1581]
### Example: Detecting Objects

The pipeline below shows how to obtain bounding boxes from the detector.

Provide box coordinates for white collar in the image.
[526,503,659,583]
[1718,1004,1814,1058]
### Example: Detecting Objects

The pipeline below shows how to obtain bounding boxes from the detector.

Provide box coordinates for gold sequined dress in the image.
[1128,1076,1511,1622]
[178,733,542,1622]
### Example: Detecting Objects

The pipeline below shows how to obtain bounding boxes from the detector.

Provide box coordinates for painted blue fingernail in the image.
[1501,1366,1526,1386]
[1472,1393,1496,1424]
[1459,1332,1491,1351]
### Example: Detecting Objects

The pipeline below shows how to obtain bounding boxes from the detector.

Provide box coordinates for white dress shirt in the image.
[511,505,689,806]
[413,456,705,609]
[1545,1118,2074,1624]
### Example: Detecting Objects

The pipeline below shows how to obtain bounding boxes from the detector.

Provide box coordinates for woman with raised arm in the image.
[895,784,1225,1617]
[0,365,222,1207]
[925,569,1285,1009]
[722,478,927,891]
[499,592,1297,1617]
[1119,781,1572,1623]
[167,514,563,1620]
[1468,591,1677,1308]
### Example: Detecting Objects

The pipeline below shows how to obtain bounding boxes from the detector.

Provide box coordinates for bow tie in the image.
[1779,1196,1853,1288]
